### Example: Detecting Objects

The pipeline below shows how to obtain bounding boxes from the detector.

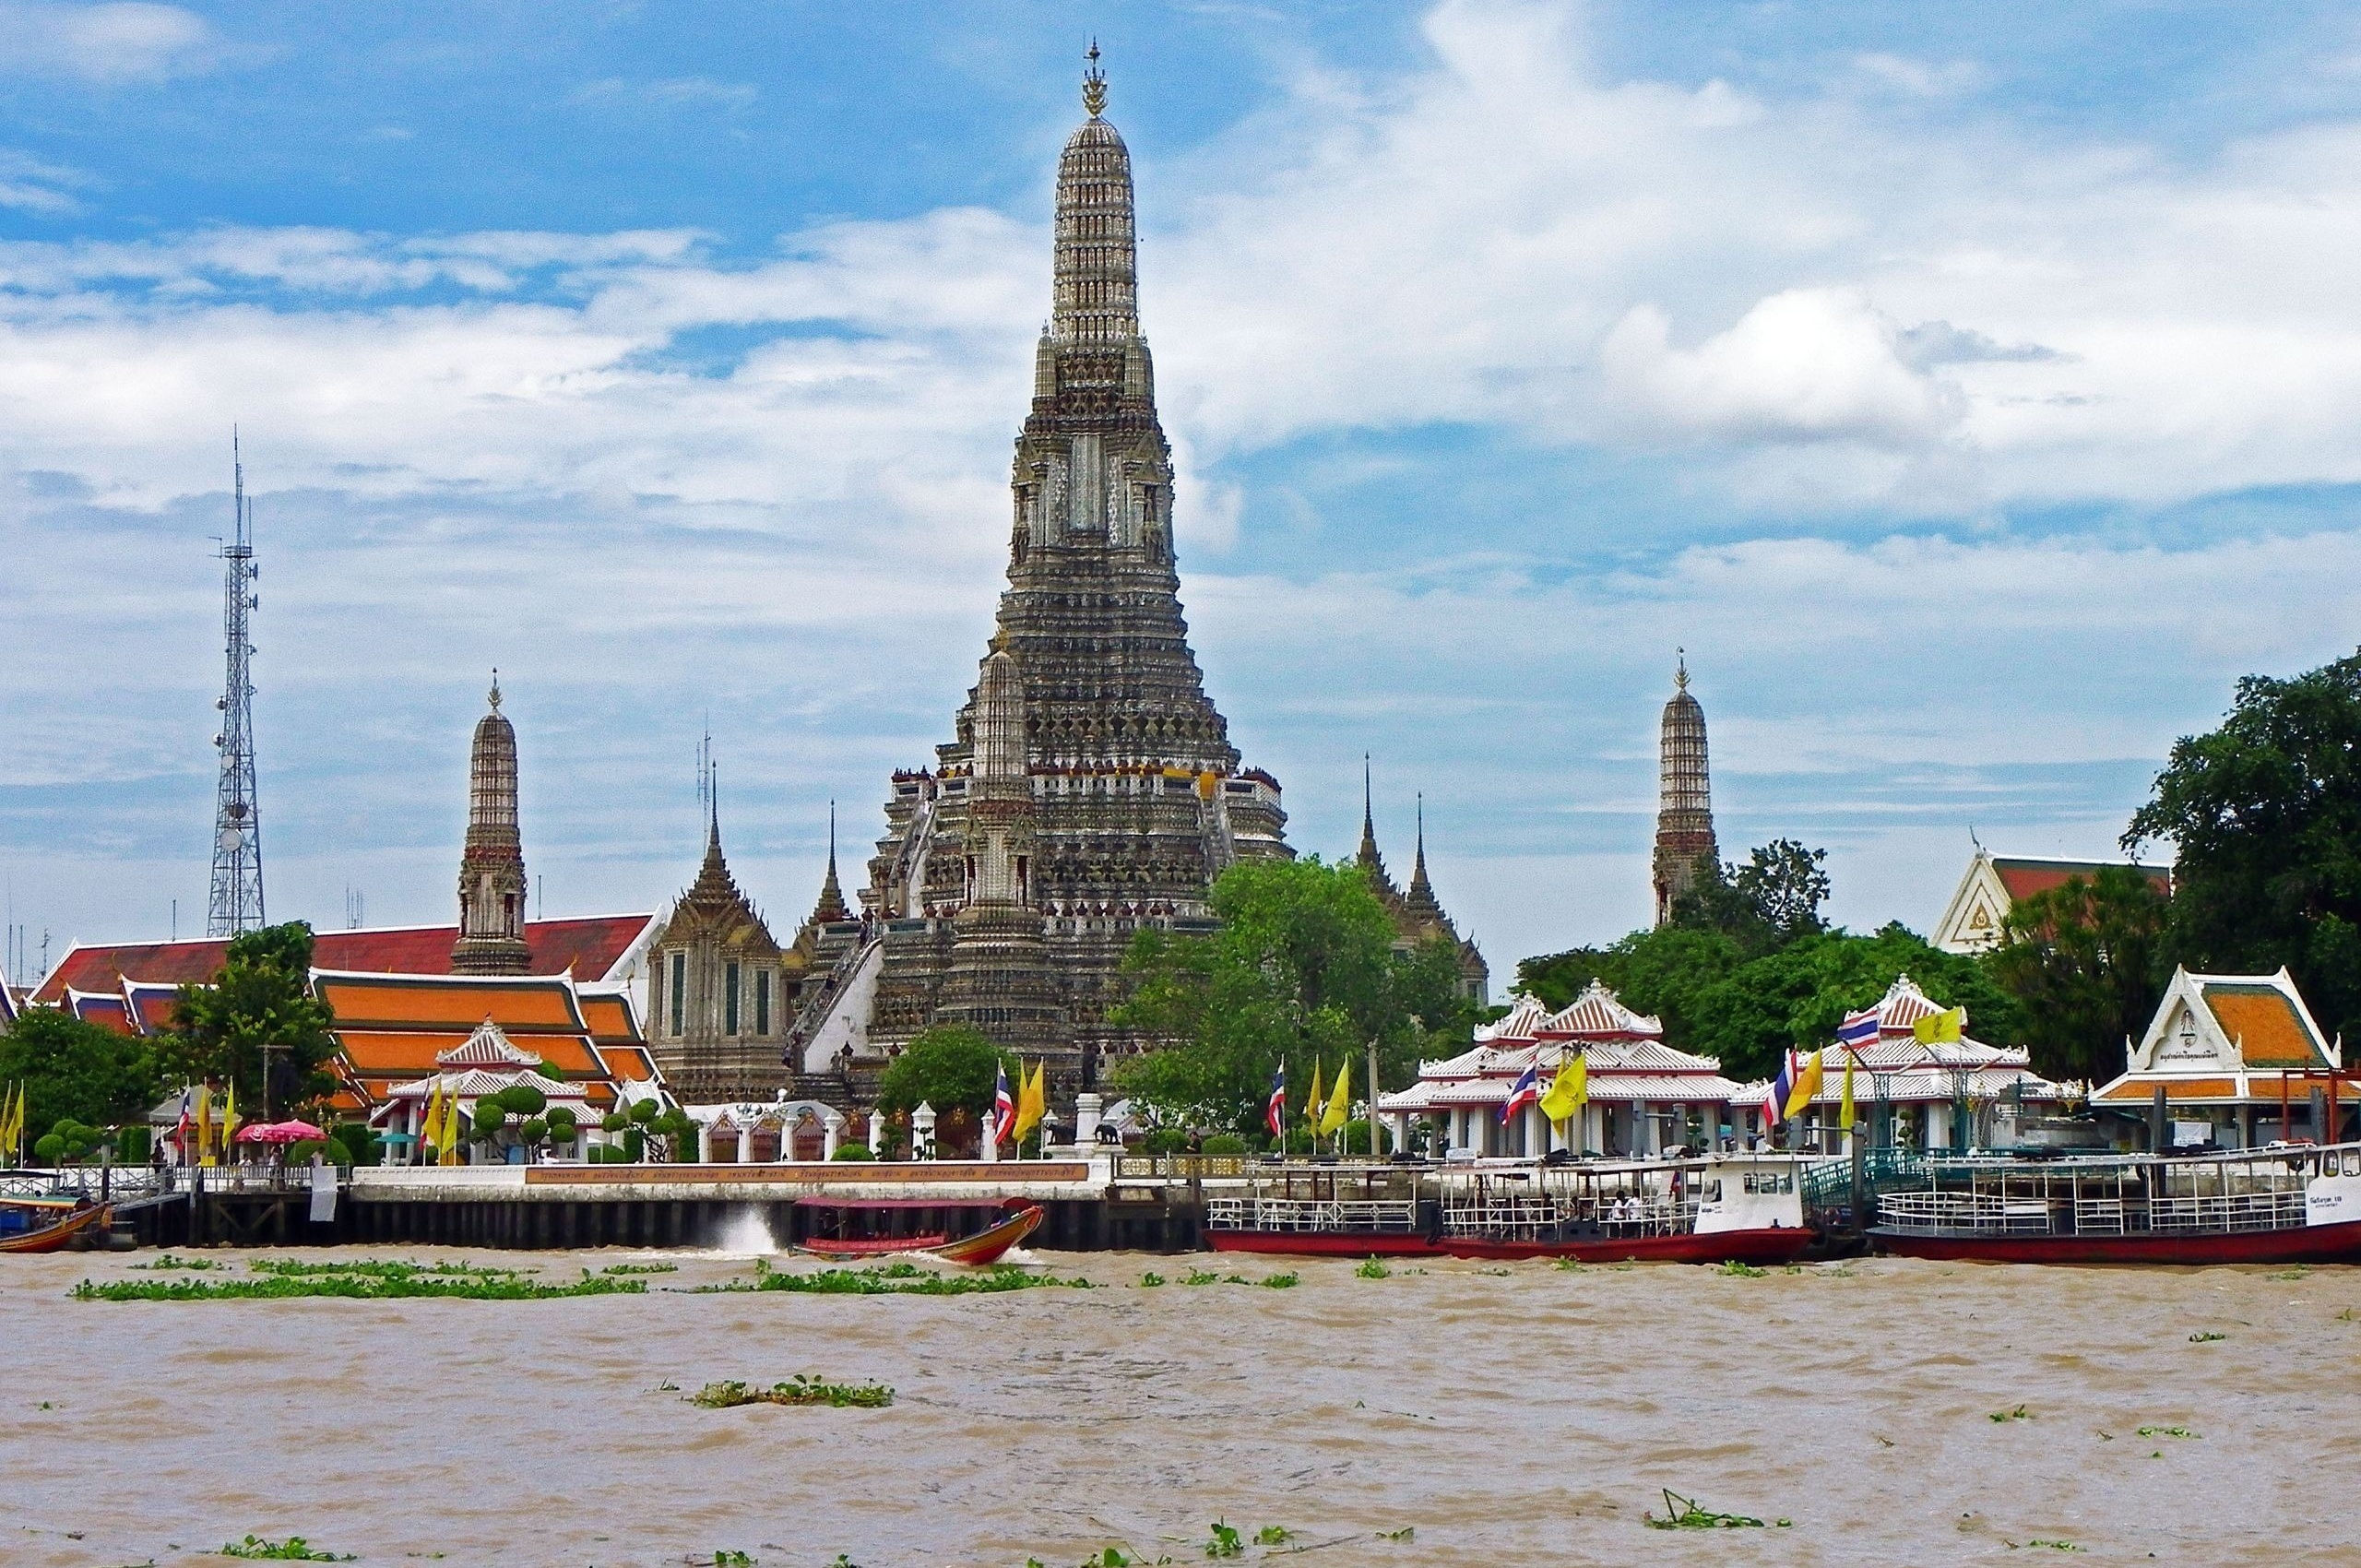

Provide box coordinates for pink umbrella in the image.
[235,1120,326,1145]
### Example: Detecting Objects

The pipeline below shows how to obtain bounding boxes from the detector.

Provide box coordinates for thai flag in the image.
[1764,1051,1797,1128]
[991,1063,1016,1145]
[1836,1008,1880,1051]
[1500,1058,1541,1123]
[173,1087,192,1157]
[1264,1063,1287,1138]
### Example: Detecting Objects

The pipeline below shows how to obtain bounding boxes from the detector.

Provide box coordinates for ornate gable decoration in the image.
[435,1016,541,1069]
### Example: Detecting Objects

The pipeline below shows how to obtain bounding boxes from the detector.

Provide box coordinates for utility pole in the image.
[207,433,265,937]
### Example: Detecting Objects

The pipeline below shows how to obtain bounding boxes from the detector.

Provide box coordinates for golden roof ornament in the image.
[1083,40,1107,119]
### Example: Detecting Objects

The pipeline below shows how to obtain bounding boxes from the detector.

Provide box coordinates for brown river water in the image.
[3,1239,2350,1567]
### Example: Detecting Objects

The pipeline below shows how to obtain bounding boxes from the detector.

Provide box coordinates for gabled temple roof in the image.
[32,913,655,1004]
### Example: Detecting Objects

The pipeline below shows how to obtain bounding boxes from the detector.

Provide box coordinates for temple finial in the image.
[488,669,501,710]
[1083,39,1106,118]
[1675,647,1688,691]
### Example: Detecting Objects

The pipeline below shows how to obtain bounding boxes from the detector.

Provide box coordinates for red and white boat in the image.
[0,1197,113,1254]
[1871,1139,2361,1265]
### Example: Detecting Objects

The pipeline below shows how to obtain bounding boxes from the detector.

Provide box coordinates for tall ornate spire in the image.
[453,673,530,974]
[812,800,849,923]
[1406,793,1440,913]
[1653,650,1718,927]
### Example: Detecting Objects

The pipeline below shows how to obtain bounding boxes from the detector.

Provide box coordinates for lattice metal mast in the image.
[207,434,265,937]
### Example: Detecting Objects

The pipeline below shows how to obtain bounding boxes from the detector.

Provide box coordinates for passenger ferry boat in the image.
[1870,1139,2361,1265]
[1202,1152,1817,1265]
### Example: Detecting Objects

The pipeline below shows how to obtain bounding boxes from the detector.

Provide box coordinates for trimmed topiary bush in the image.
[830,1144,874,1160]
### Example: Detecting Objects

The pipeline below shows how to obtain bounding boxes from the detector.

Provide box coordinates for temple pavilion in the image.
[1736,974,2061,1153]
[1377,982,1750,1158]
[2091,967,2350,1148]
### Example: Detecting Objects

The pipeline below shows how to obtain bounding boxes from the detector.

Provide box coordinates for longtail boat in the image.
[1870,1139,2361,1265]
[794,1197,1044,1265]
[0,1198,113,1254]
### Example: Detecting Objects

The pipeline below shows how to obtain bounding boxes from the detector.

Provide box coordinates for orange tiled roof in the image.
[598,1044,656,1083]
[2205,986,2327,1069]
[580,993,636,1040]
[338,1030,473,1075]
[2094,1076,2241,1102]
[315,974,584,1031]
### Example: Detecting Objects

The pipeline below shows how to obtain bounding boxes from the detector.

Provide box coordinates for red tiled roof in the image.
[31,914,652,1004]
[1992,859,2173,905]
[67,990,135,1036]
[125,982,180,1036]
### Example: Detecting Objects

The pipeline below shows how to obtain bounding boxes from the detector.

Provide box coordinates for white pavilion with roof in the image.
[1734,974,2062,1153]
[1378,980,1750,1158]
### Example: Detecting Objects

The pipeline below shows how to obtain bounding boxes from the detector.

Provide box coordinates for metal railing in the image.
[1115,1156,1251,1181]
[1879,1186,2308,1237]
[1443,1194,1700,1241]
[1204,1197,1418,1233]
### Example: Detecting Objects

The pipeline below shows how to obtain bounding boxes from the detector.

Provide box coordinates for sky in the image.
[5,0,2361,984]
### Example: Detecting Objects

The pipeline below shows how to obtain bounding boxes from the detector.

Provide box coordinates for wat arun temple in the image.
[723,59,1300,1105]
[616,55,1493,1110]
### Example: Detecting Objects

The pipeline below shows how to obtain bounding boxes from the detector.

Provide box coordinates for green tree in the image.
[1517,926,1746,1050]
[1669,838,1832,956]
[1110,857,1478,1134]
[1984,866,2172,1083]
[160,922,338,1115]
[1685,924,2025,1083]
[874,1026,1003,1119]
[1521,921,2020,1084]
[0,1007,172,1146]
[2126,650,2361,1046]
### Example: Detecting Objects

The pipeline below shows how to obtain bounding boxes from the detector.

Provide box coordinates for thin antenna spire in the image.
[207,430,264,936]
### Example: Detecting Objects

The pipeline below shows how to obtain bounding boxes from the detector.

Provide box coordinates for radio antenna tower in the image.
[207,431,265,937]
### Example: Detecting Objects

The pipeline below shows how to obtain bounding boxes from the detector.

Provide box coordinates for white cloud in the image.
[1598,289,1964,447]
[0,2,217,84]
[0,148,89,212]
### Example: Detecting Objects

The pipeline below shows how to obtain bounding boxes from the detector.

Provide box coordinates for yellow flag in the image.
[195,1082,215,1167]
[1783,1050,1825,1121]
[1538,1052,1587,1125]
[221,1080,240,1157]
[1319,1055,1351,1138]
[1912,1006,1964,1045]
[438,1082,463,1167]
[422,1080,443,1162]
[1303,1060,1324,1130]
[1,1082,18,1161]
[1839,1052,1857,1132]
[1012,1061,1046,1146]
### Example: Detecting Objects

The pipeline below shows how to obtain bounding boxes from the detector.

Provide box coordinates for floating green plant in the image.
[599,1262,678,1276]
[2009,1540,2083,1552]
[1643,1491,1778,1529]
[1354,1258,1391,1279]
[2189,1331,2226,1343]
[217,1536,355,1561]
[1203,1521,1242,1558]
[1376,1527,1415,1541]
[1181,1269,1221,1286]
[1252,1526,1294,1545]
[2137,1425,2198,1440]
[247,1257,535,1278]
[75,1270,642,1303]
[2269,1265,2311,1281]
[132,1253,222,1271]
[1716,1260,1768,1278]
[749,1263,1089,1297]
[1552,1258,1584,1273]
[1989,1405,2034,1423]
[691,1377,894,1409]
[1259,1272,1299,1289]
[712,1552,754,1567]
[1139,1271,1166,1287]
